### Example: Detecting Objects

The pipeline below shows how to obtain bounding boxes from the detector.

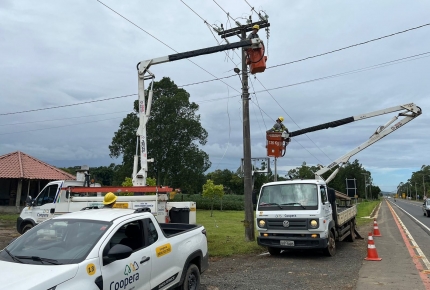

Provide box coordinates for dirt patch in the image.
[0,221,20,249]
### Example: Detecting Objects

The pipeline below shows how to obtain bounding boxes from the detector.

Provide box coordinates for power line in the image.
[212,0,236,22]
[96,0,240,94]
[254,76,328,164]
[267,22,430,69]
[3,50,427,116]
[0,110,131,127]
[0,94,137,116]
[0,116,124,136]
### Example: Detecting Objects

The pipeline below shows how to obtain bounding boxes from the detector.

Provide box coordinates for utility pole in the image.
[361,173,368,200]
[217,19,270,242]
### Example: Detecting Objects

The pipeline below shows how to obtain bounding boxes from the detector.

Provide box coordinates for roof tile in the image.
[0,151,76,180]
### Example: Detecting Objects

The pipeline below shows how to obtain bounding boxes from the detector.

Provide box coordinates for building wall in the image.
[0,179,50,206]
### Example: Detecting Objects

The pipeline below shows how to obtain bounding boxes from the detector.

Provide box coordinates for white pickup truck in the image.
[2,208,208,290]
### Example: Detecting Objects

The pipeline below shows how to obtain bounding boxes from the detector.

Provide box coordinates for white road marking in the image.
[391,203,430,270]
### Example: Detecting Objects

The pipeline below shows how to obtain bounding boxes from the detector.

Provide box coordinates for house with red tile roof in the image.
[0,151,75,212]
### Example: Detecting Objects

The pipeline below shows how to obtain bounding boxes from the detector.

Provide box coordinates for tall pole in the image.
[241,28,254,241]
[217,19,270,242]
[424,175,426,199]
[274,158,277,181]
[415,182,417,200]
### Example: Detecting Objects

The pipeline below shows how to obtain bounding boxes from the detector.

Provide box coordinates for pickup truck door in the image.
[100,218,152,290]
[30,182,61,224]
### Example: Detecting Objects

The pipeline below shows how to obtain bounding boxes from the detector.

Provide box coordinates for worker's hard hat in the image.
[278,116,284,122]
[252,24,260,30]
[103,192,117,205]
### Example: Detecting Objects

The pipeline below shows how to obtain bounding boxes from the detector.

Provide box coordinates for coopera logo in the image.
[110,261,140,290]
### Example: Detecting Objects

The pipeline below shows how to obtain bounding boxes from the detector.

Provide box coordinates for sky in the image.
[0,0,429,193]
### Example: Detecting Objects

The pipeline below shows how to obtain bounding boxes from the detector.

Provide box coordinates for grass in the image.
[0,214,19,222]
[197,210,264,257]
[198,200,381,257]
[356,200,381,226]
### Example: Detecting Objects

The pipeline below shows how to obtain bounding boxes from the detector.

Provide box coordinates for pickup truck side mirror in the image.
[107,244,133,261]
[66,189,70,199]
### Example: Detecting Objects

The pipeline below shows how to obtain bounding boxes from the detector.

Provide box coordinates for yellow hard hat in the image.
[278,116,284,122]
[252,24,260,30]
[103,192,117,205]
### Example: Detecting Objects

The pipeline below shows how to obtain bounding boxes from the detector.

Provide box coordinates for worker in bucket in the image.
[103,192,117,208]
[247,24,260,40]
[267,116,287,133]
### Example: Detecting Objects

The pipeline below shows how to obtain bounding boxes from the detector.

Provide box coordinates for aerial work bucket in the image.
[246,45,267,74]
[266,132,285,158]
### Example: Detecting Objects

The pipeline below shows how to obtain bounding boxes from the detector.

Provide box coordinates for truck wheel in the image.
[427,211,430,218]
[268,247,282,256]
[347,220,355,242]
[21,223,33,234]
[179,264,200,290]
[323,231,336,257]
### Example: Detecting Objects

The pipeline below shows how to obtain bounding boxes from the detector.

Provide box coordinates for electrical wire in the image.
[213,85,232,171]
[0,110,131,127]
[267,22,430,69]
[254,76,331,163]
[96,0,240,94]
[0,94,137,116]
[3,50,428,117]
[212,0,236,22]
[0,116,125,136]
[248,76,267,130]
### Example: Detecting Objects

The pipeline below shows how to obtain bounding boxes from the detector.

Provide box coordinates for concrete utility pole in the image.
[361,173,369,200]
[218,19,270,242]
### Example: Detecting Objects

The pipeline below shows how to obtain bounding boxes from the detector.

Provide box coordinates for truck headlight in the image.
[258,219,266,228]
[309,219,318,229]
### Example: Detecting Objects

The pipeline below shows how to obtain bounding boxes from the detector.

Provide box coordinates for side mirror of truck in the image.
[25,196,33,206]
[66,189,70,199]
[107,244,133,261]
[252,190,258,205]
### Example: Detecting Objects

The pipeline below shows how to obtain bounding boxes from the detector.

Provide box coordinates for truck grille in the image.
[266,219,308,230]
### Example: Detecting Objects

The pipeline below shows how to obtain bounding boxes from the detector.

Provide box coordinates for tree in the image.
[202,179,224,217]
[109,77,211,193]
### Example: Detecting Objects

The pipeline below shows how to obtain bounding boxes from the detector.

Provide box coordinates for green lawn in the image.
[197,200,380,257]
[0,214,19,222]
[356,200,380,226]
[197,210,265,257]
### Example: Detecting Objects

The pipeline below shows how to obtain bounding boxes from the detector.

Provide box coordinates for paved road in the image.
[356,199,430,290]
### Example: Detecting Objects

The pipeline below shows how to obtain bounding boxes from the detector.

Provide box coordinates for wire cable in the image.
[0,94,137,116]
[267,22,430,69]
[0,110,131,127]
[0,116,125,136]
[3,51,428,116]
[212,0,236,22]
[96,0,240,94]
[254,76,332,163]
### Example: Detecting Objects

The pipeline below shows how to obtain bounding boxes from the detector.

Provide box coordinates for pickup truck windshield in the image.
[2,219,110,265]
[258,184,318,211]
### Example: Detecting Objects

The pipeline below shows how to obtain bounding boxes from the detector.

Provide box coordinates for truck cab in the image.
[255,179,356,256]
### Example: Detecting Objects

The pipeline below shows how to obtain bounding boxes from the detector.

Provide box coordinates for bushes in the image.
[172,194,245,211]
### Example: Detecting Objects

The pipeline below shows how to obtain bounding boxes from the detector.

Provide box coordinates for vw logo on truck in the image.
[282,220,290,228]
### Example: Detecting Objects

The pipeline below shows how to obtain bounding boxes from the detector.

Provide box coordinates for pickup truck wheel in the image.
[323,231,336,257]
[268,247,282,256]
[180,264,200,290]
[21,223,33,233]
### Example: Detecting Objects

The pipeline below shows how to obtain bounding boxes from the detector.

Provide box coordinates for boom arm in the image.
[132,38,264,186]
[300,103,422,183]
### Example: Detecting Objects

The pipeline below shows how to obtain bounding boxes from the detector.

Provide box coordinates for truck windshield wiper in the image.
[259,202,283,209]
[15,256,61,265]
[4,249,23,264]
[281,203,306,209]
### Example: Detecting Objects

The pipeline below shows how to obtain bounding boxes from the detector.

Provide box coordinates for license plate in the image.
[113,203,129,209]
[280,240,294,246]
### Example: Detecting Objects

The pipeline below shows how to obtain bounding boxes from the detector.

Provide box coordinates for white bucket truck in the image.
[255,103,421,256]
